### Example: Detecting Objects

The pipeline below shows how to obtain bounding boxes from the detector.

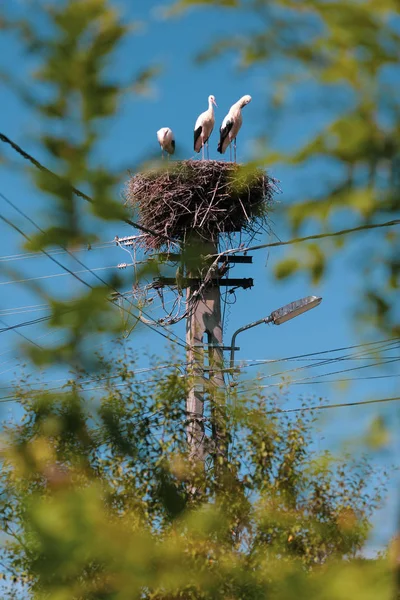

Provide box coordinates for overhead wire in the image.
[0,263,134,286]
[229,336,400,370]
[2,369,399,401]
[1,324,398,388]
[0,327,57,358]
[210,219,400,258]
[0,314,53,334]
[3,336,399,397]
[231,345,400,396]
[0,355,188,394]
[236,356,400,363]
[0,317,43,350]
[234,342,400,393]
[0,379,398,417]
[266,396,400,415]
[0,329,65,380]
[0,132,177,244]
[0,194,190,352]
[235,357,400,394]
[0,241,114,263]
[0,360,187,391]
[2,348,399,397]
[280,373,400,385]
[0,302,52,317]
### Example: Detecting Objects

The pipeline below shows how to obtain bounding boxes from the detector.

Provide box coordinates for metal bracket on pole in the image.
[193,344,239,352]
[153,277,253,289]
[154,253,253,264]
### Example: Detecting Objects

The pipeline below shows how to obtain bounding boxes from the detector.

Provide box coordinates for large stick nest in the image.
[125,160,278,250]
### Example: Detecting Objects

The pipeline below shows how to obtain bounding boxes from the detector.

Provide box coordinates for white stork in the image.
[217,95,252,162]
[157,127,175,159]
[194,95,217,160]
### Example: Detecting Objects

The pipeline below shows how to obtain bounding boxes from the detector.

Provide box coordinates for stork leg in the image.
[234,138,237,163]
[229,144,232,163]
[161,150,164,161]
[206,141,209,160]
[201,136,205,160]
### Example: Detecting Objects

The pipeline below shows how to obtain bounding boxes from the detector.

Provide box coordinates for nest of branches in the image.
[125,160,278,250]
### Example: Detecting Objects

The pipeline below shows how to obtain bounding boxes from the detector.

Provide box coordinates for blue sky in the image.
[0,0,398,552]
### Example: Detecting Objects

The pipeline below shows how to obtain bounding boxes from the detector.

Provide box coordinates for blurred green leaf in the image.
[364,416,390,450]
[274,257,300,279]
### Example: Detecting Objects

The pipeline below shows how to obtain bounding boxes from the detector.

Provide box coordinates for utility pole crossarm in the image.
[155,254,253,264]
[153,277,253,289]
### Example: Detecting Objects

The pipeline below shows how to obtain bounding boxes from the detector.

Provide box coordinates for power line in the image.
[0,266,131,285]
[3,368,399,398]
[0,378,398,416]
[0,241,114,263]
[211,220,400,258]
[0,361,186,391]
[2,343,399,392]
[233,340,400,390]
[0,315,53,334]
[0,329,57,361]
[0,132,177,243]
[231,337,400,369]
[0,264,131,286]
[238,368,400,392]
[0,366,187,396]
[0,212,93,290]
[0,318,43,350]
[0,303,55,316]
[2,330,399,393]
[267,396,400,415]
[0,191,183,337]
[235,356,400,362]
[0,197,189,351]
[0,295,176,318]
[283,373,400,385]
[235,347,400,394]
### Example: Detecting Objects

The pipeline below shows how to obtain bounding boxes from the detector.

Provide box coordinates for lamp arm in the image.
[229,315,273,370]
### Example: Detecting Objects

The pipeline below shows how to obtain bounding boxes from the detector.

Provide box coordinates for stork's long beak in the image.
[212,98,218,107]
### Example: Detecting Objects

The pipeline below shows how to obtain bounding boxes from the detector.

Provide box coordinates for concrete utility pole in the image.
[151,243,253,469]
[185,237,225,465]
[169,244,252,471]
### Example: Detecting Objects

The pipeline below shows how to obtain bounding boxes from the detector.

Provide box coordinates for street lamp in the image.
[229,295,322,369]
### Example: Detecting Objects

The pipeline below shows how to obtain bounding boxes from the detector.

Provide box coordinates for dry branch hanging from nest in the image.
[125,160,278,250]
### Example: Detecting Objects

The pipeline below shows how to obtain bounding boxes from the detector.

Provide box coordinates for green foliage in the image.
[0,0,156,366]
[0,351,391,598]
[274,256,300,280]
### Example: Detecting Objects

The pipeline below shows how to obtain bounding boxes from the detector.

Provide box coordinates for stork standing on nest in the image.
[157,127,175,160]
[194,95,217,160]
[217,95,252,162]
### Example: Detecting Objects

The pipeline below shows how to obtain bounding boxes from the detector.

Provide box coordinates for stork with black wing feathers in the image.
[194,94,217,160]
[217,95,252,162]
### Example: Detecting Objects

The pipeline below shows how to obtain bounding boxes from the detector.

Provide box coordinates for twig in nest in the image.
[238,197,250,223]
[125,160,278,251]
